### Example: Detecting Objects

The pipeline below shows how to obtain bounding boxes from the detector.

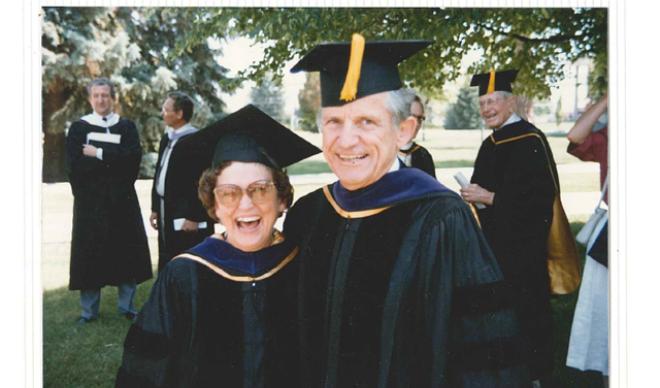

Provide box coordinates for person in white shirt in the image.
[65,77,152,324]
[150,91,213,271]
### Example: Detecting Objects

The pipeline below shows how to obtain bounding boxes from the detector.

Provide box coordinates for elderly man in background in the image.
[461,69,557,387]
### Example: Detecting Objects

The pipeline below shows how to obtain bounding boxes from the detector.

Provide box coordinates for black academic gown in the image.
[400,142,436,177]
[284,168,529,388]
[115,235,300,388]
[470,119,556,380]
[66,118,152,290]
[151,133,214,271]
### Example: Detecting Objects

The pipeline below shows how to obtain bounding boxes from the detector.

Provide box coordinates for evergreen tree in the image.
[249,75,286,124]
[443,86,482,129]
[41,7,234,181]
[296,72,321,132]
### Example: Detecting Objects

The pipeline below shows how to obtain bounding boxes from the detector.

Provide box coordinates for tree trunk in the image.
[42,84,71,183]
[42,131,67,183]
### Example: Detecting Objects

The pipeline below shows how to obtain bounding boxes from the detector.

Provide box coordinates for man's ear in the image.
[396,116,417,148]
[506,95,516,115]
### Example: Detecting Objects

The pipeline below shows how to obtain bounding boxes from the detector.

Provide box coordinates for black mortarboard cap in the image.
[183,104,321,170]
[290,34,432,107]
[470,69,519,96]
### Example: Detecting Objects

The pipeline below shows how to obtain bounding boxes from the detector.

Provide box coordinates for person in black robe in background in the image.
[115,105,321,388]
[150,92,213,272]
[461,70,556,386]
[398,94,436,177]
[285,35,529,387]
[66,78,151,324]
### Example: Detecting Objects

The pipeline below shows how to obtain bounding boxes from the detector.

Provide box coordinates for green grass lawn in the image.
[434,159,477,168]
[43,222,606,388]
[287,160,333,175]
[287,158,598,194]
[287,159,477,174]
[43,280,154,388]
[283,128,599,194]
[286,159,481,175]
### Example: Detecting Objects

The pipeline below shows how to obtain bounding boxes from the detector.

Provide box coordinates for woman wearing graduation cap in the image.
[115,105,320,388]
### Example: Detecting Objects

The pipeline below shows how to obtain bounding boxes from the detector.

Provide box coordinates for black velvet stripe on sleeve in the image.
[449,336,526,372]
[451,281,513,317]
[122,324,170,360]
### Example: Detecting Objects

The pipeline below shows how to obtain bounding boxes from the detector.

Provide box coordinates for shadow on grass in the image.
[43,222,605,387]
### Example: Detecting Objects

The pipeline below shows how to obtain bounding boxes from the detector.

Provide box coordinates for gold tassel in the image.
[487,69,496,94]
[340,33,366,102]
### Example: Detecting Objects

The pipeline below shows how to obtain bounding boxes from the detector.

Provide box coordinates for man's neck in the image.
[339,158,401,193]
[170,121,189,131]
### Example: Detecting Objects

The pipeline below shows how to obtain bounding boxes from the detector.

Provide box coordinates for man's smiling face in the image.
[320,92,412,191]
[478,92,513,129]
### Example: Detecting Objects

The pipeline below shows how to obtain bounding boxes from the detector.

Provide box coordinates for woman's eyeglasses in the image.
[413,114,426,122]
[213,180,277,208]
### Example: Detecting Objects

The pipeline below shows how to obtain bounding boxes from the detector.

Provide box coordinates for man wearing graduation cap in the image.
[461,70,557,385]
[284,34,529,387]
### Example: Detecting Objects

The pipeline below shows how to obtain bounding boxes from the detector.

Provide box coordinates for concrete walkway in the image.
[42,167,599,291]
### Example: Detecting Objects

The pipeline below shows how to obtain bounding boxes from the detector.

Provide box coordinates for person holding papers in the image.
[461,70,557,387]
[150,92,213,272]
[65,77,152,324]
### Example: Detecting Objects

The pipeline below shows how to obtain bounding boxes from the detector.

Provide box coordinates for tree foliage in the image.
[185,7,607,99]
[296,72,321,132]
[249,74,286,123]
[42,7,609,181]
[41,7,234,181]
[443,86,482,130]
